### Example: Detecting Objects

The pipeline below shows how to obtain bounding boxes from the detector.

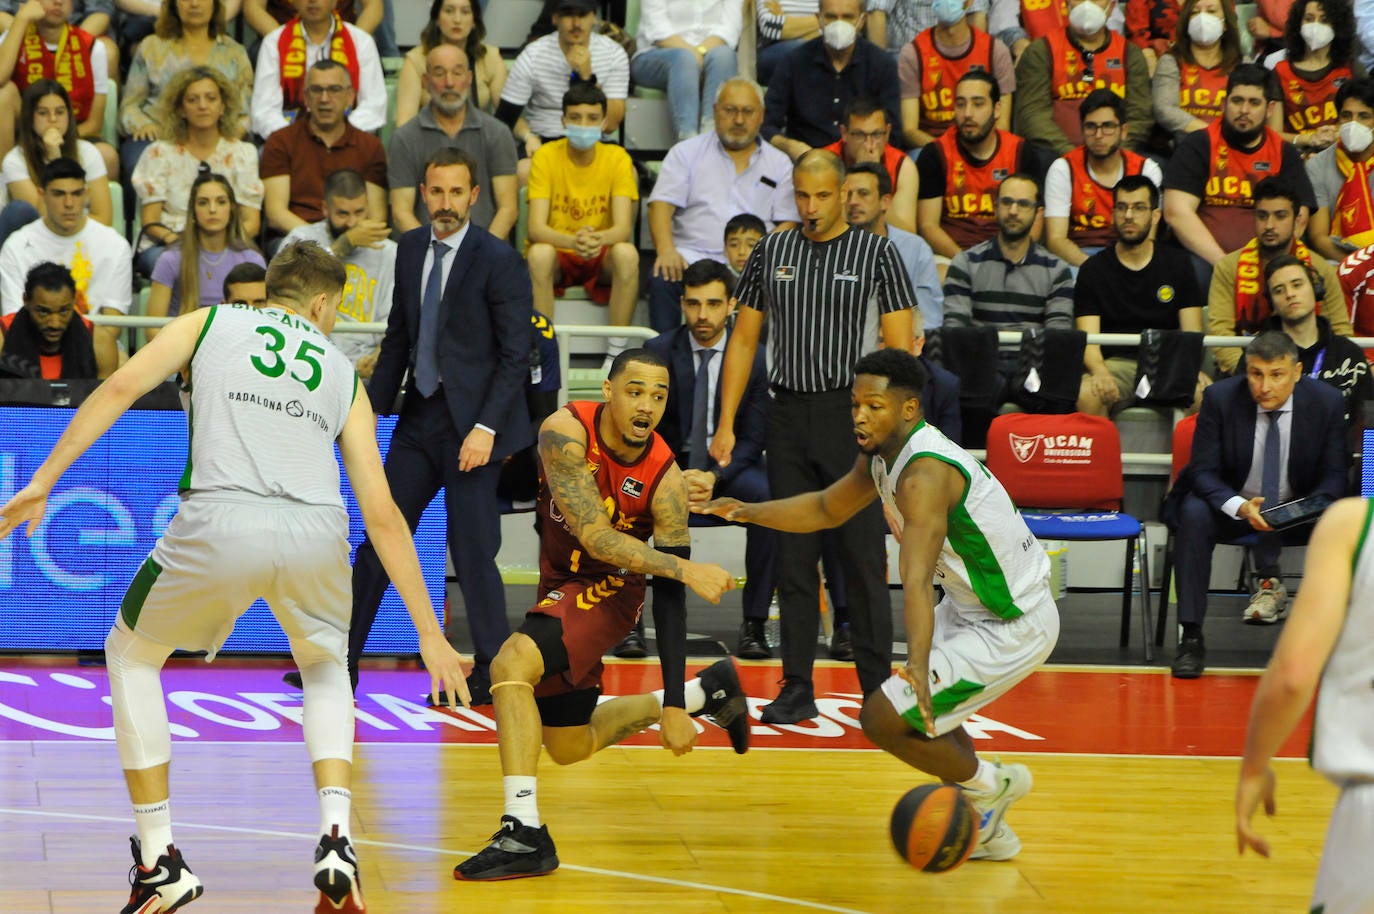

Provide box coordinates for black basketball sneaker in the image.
[694,658,751,754]
[121,836,203,914]
[454,816,559,881]
[314,826,366,912]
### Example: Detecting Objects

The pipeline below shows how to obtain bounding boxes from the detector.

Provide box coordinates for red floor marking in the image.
[0,657,1311,758]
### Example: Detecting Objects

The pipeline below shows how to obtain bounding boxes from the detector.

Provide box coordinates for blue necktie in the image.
[689,349,715,470]
[414,239,449,397]
[1261,411,1281,507]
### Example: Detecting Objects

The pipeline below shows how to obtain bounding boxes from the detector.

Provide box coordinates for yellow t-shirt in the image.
[527,139,639,252]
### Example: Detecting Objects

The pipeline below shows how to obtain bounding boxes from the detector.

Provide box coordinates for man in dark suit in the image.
[349,146,534,702]
[1171,331,1348,679]
[644,259,778,660]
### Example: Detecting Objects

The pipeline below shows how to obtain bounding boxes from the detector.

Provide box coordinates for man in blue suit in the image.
[348,147,534,702]
[1171,331,1348,678]
[644,259,778,659]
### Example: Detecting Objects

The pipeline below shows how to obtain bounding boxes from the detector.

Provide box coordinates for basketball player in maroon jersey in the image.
[455,348,749,882]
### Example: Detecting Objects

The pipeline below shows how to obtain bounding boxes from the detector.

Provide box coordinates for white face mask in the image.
[1187,11,1225,45]
[1301,21,1335,51]
[1068,0,1108,34]
[1341,120,1374,154]
[822,19,858,50]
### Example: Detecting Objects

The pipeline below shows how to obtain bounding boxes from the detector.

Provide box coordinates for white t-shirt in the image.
[1,141,107,191]
[251,20,385,139]
[0,217,133,316]
[1043,154,1164,221]
[500,33,630,139]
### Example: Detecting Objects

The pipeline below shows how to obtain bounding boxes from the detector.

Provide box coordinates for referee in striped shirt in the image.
[710,150,918,724]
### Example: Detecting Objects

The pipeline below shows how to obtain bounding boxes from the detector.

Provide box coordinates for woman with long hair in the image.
[130,65,263,277]
[394,0,506,123]
[145,171,264,338]
[1151,0,1242,139]
[1267,0,1358,152]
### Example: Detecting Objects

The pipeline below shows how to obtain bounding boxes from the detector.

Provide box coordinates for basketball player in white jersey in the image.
[0,241,470,914]
[697,347,1060,861]
[1237,497,1374,914]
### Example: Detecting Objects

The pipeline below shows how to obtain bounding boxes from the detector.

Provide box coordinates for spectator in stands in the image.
[145,171,264,337]
[631,0,740,144]
[1267,0,1355,153]
[647,76,798,331]
[761,0,902,162]
[1164,64,1315,289]
[1151,0,1240,142]
[1075,174,1207,417]
[1044,90,1163,268]
[645,258,778,661]
[870,0,991,54]
[243,0,379,40]
[260,58,387,246]
[388,43,517,238]
[898,0,1015,149]
[845,160,943,327]
[915,71,1045,266]
[0,261,113,378]
[1012,0,1152,154]
[754,0,822,86]
[526,83,638,366]
[1304,77,1374,261]
[1208,177,1351,375]
[496,0,629,169]
[1167,331,1347,679]
[0,0,117,178]
[943,173,1074,434]
[823,96,919,231]
[723,211,766,278]
[1125,0,1181,73]
[395,0,505,124]
[1338,242,1374,354]
[221,260,267,308]
[251,0,385,139]
[130,65,262,277]
[0,157,131,360]
[120,0,253,184]
[1,80,113,248]
[283,168,394,376]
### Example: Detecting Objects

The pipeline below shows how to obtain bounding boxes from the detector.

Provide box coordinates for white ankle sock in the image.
[653,679,706,714]
[133,799,173,867]
[319,786,352,839]
[504,776,540,827]
[959,759,1000,795]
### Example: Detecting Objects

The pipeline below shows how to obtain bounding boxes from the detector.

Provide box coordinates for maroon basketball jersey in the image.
[537,401,677,590]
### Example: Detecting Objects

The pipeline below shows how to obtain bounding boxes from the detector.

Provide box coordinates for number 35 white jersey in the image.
[180,303,357,508]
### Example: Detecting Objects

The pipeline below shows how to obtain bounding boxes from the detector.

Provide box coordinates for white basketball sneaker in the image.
[964,761,1032,861]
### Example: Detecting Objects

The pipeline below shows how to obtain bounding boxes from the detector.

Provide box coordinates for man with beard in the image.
[388,43,518,238]
[697,347,1060,862]
[1044,90,1163,269]
[845,161,943,329]
[1164,64,1316,289]
[0,261,113,379]
[823,96,920,232]
[646,77,798,332]
[260,59,388,250]
[1074,175,1206,417]
[283,168,396,377]
[915,71,1046,266]
[1208,177,1352,376]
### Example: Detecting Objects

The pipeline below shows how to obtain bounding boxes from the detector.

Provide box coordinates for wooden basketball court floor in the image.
[0,655,1333,914]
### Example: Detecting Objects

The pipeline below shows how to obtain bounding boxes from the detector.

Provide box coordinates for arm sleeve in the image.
[349,31,387,133]
[1162,131,1208,194]
[760,61,792,142]
[650,544,690,708]
[1151,54,1196,135]
[715,0,744,47]
[647,144,691,206]
[1011,40,1070,153]
[1281,144,1318,212]
[1042,157,1072,220]
[475,247,537,432]
[942,253,974,325]
[756,3,785,42]
[251,35,290,139]
[1074,259,1103,318]
[898,41,921,99]
[1208,256,1242,374]
[916,144,946,199]
[1044,262,1076,329]
[1123,45,1154,154]
[734,237,769,312]
[120,45,152,135]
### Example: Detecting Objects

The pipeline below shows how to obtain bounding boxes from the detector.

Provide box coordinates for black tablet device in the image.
[1258,493,1336,530]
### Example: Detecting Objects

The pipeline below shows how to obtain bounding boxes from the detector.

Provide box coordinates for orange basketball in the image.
[889,784,979,873]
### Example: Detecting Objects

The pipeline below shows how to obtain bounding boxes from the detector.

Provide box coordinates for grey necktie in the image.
[414,239,449,397]
[1261,411,1281,507]
[689,349,716,470]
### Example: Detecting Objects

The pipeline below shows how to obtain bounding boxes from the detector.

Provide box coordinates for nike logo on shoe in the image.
[136,866,172,885]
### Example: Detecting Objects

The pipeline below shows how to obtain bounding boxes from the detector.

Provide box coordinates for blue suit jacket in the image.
[369,224,534,461]
[645,325,769,489]
[1188,374,1348,512]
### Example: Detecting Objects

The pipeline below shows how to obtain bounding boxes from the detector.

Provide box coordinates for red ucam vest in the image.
[1046,29,1129,146]
[938,127,1026,248]
[1063,145,1148,246]
[1201,118,1288,253]
[912,27,996,138]
[1177,61,1229,123]
[1020,0,1068,40]
[16,24,96,122]
[1272,58,1351,134]
[822,139,907,191]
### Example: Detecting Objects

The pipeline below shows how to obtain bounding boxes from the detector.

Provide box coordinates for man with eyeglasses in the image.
[822,95,919,232]
[261,59,389,251]
[1011,0,1151,154]
[646,77,798,332]
[1074,174,1207,417]
[1044,89,1162,268]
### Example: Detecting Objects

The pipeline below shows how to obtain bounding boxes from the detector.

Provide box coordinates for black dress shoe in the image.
[612,629,648,658]
[828,623,853,662]
[759,679,818,724]
[1171,634,1206,679]
[736,619,771,660]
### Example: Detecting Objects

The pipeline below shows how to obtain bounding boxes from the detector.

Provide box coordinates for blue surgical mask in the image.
[565,124,602,150]
[932,0,965,26]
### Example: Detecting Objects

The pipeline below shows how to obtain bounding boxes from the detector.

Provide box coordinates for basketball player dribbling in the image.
[698,348,1061,861]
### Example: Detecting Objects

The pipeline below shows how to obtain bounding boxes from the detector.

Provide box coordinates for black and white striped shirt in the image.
[735,227,917,393]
